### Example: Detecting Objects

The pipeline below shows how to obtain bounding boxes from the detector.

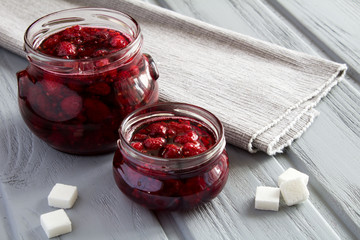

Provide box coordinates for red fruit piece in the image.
[199,136,214,149]
[168,121,192,132]
[181,176,207,196]
[174,131,199,144]
[72,38,83,45]
[132,133,148,141]
[117,70,132,81]
[80,29,93,42]
[84,98,111,123]
[62,25,81,39]
[147,123,167,137]
[187,131,199,141]
[183,142,206,157]
[164,179,183,196]
[110,35,128,48]
[26,83,43,106]
[60,95,82,118]
[42,34,60,48]
[95,59,110,67]
[129,65,140,76]
[57,41,77,57]
[92,49,109,57]
[72,25,81,31]
[34,94,58,121]
[178,124,192,131]
[131,142,144,151]
[161,144,182,158]
[144,137,166,150]
[86,82,111,95]
[67,82,84,92]
[95,30,110,41]
[166,128,176,136]
[41,79,64,98]
[189,176,207,191]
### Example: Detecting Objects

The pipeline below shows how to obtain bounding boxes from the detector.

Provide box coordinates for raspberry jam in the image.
[36,25,132,59]
[17,8,159,154]
[113,103,229,211]
[129,118,216,158]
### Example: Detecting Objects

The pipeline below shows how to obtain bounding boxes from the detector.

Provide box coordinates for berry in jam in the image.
[18,20,159,154]
[113,103,229,211]
[129,118,215,158]
[37,25,131,59]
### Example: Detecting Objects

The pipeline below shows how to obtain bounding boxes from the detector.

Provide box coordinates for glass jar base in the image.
[113,147,229,211]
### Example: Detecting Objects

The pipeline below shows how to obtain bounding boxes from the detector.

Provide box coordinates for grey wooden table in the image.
[1,0,359,239]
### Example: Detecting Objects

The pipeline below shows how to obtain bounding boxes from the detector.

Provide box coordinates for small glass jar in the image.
[113,103,229,211]
[16,8,159,155]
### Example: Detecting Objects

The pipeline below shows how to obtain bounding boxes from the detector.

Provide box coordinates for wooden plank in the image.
[0,48,168,240]
[0,190,12,240]
[157,0,325,55]
[273,80,360,239]
[158,0,359,239]
[285,81,360,237]
[159,146,343,239]
[268,0,360,81]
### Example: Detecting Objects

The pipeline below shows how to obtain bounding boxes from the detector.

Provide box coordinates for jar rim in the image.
[118,102,226,171]
[24,7,142,63]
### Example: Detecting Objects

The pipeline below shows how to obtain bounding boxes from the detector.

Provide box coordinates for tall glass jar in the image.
[113,103,229,211]
[16,8,159,155]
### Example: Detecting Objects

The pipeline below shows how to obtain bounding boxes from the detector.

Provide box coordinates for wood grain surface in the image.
[269,0,360,81]
[0,0,359,239]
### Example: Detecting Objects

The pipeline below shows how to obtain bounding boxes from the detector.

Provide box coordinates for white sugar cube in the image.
[280,177,309,206]
[48,183,78,209]
[40,209,72,238]
[278,168,309,187]
[255,186,280,211]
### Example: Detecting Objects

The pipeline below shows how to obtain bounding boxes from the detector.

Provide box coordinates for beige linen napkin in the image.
[0,0,347,155]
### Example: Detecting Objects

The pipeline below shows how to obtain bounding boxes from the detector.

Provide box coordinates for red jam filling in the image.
[17,25,158,154]
[129,118,216,158]
[37,25,131,59]
[113,117,229,210]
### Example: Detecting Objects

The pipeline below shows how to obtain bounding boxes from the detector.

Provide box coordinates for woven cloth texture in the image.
[0,0,347,154]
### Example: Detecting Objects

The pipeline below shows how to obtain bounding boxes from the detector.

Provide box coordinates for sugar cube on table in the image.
[255,186,281,211]
[40,209,72,238]
[48,183,78,209]
[278,168,309,187]
[280,177,309,206]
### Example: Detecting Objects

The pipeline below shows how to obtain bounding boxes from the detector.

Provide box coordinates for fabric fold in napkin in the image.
[0,0,347,155]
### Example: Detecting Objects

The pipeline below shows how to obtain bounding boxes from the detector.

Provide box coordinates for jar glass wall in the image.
[113,103,229,210]
[17,8,159,155]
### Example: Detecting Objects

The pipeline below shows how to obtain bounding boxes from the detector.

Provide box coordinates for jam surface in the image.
[37,25,131,59]
[129,118,216,158]
[17,25,158,154]
[113,117,229,211]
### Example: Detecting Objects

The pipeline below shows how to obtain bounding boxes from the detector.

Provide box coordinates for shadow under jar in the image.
[17,8,159,155]
[113,103,229,211]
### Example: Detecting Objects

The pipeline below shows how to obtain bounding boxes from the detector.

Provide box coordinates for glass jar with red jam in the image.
[113,103,229,211]
[16,8,159,154]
